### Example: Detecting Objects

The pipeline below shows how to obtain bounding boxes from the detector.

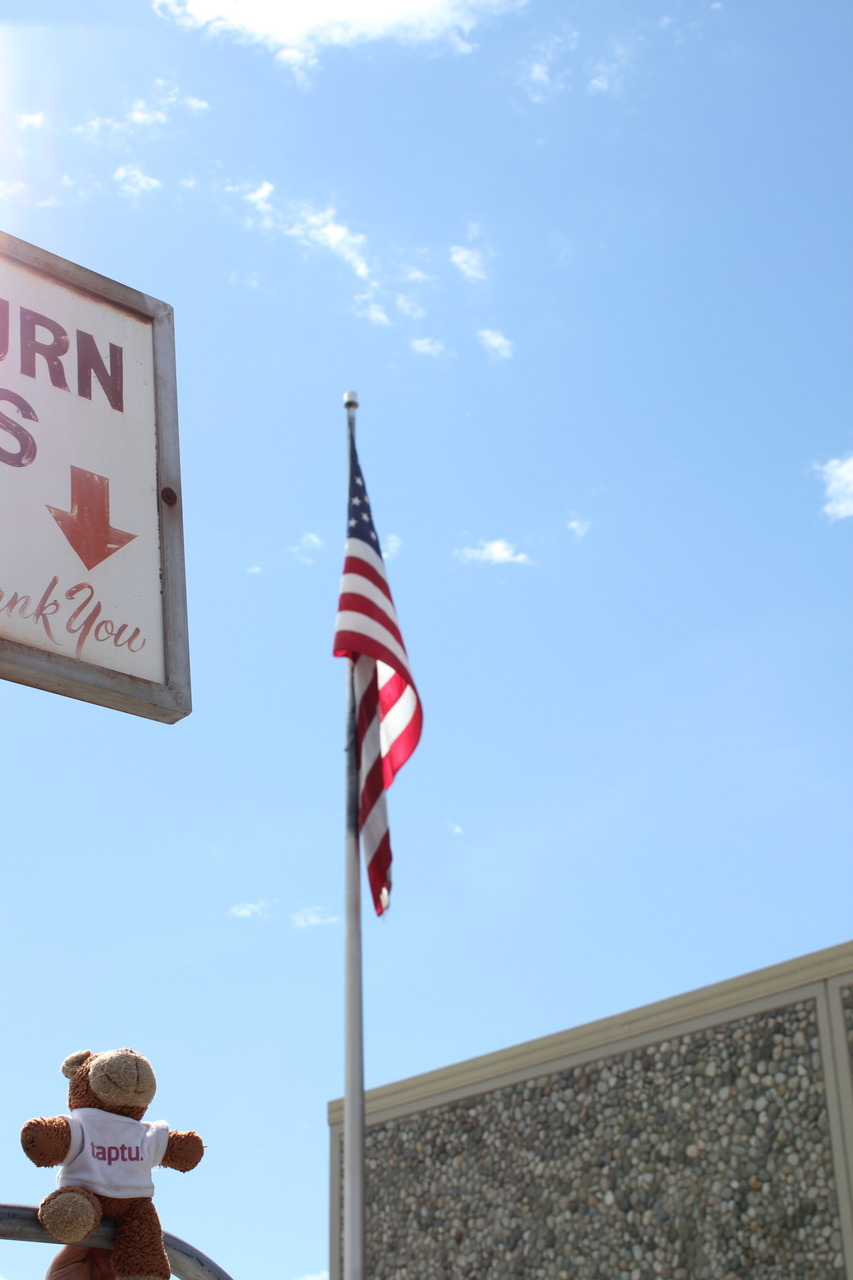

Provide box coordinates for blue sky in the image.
[0,1,850,1278]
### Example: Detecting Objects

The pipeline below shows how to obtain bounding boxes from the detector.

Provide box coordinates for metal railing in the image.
[0,1205,235,1280]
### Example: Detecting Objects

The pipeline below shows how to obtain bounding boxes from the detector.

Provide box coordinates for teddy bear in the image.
[21,1048,204,1280]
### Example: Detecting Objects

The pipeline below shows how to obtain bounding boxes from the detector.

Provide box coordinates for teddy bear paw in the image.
[38,1187,103,1243]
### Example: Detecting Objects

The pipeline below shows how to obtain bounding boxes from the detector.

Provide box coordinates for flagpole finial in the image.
[344,391,359,409]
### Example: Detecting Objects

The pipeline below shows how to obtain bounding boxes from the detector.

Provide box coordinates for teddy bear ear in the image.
[61,1050,93,1079]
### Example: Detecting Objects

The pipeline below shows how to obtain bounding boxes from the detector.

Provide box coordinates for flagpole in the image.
[343,390,366,1280]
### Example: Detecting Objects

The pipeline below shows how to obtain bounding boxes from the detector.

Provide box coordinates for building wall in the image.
[329,942,853,1280]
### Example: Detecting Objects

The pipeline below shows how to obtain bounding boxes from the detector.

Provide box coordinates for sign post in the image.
[0,232,190,722]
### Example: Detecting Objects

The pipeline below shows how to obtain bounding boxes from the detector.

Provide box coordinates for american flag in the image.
[333,425,422,915]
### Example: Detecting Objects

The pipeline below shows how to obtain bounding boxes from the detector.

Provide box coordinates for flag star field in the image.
[0,2,850,1278]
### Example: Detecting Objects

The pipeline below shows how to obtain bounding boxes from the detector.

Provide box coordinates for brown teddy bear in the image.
[21,1048,204,1280]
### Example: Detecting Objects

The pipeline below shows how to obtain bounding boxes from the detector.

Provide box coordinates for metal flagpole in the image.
[343,390,366,1280]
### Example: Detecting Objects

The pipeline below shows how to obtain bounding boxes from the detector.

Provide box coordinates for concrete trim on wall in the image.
[827,976,853,1272]
[328,940,853,1126]
[329,1122,342,1280]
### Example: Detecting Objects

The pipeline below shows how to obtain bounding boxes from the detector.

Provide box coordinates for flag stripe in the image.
[343,536,388,578]
[334,622,412,681]
[341,552,394,604]
[337,591,405,652]
[338,575,398,627]
[355,668,380,760]
[366,828,392,914]
[378,677,419,750]
[359,756,386,835]
[379,696,422,786]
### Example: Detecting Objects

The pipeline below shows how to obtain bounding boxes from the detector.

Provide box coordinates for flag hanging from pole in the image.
[333,422,422,915]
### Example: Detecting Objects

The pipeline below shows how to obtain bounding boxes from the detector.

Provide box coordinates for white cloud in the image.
[291,907,340,929]
[241,179,275,221]
[17,113,46,130]
[816,454,853,519]
[291,203,371,277]
[450,245,486,281]
[74,116,114,138]
[402,264,431,283]
[129,101,169,126]
[113,165,162,196]
[396,293,426,319]
[478,328,513,358]
[246,565,263,574]
[229,268,263,291]
[446,821,463,835]
[411,337,444,356]
[523,58,554,95]
[0,181,27,201]
[383,533,403,559]
[587,39,633,94]
[290,532,326,563]
[567,514,590,537]
[356,294,391,325]
[154,0,525,78]
[453,539,531,564]
[229,900,273,918]
[241,184,373,280]
[519,30,578,102]
[448,30,476,53]
[75,83,207,136]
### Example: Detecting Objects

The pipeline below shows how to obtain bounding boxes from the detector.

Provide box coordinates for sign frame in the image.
[0,232,191,723]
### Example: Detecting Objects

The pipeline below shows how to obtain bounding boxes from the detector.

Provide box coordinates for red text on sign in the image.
[0,574,146,661]
[0,298,124,411]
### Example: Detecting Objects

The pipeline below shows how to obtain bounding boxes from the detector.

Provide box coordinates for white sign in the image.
[0,233,190,722]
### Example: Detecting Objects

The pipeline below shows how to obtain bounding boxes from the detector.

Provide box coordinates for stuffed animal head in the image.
[61,1049,156,1121]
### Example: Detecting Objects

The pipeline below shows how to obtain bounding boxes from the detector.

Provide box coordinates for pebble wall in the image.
[359,1000,846,1280]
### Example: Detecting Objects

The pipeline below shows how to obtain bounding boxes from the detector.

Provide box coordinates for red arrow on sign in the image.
[47,466,137,571]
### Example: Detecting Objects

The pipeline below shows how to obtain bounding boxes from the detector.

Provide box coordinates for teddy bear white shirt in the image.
[57,1107,170,1198]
